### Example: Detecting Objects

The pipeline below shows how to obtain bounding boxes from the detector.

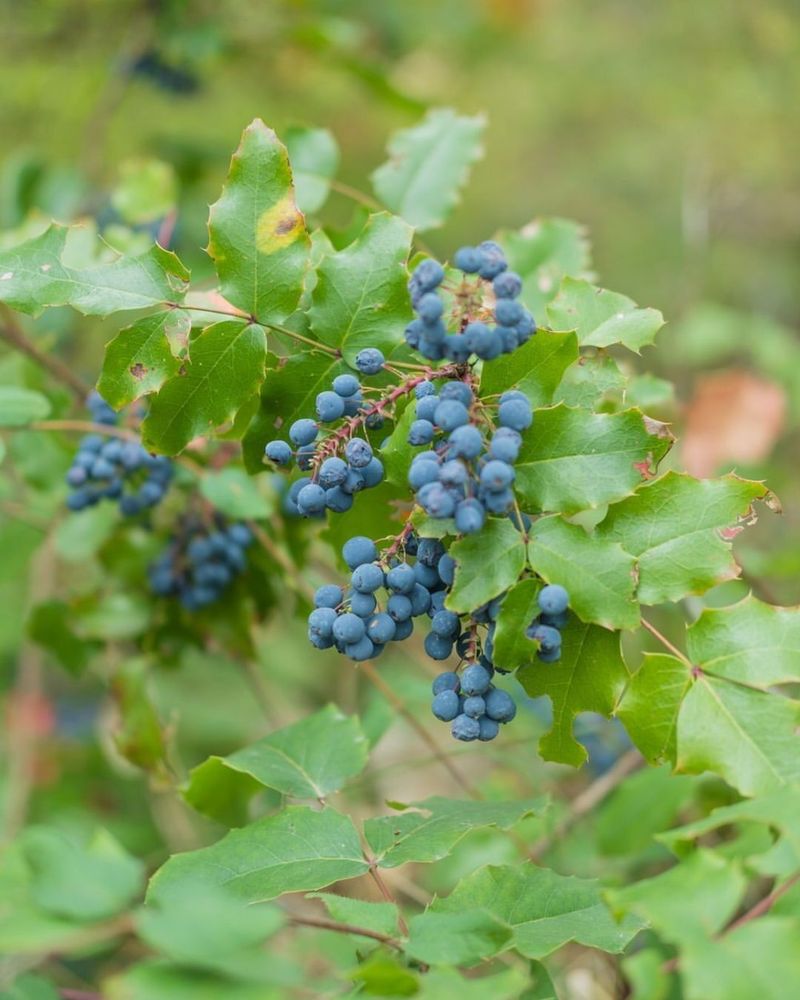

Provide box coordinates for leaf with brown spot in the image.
[99,309,190,409]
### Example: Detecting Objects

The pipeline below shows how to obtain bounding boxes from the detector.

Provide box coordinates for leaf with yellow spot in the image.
[208,119,311,324]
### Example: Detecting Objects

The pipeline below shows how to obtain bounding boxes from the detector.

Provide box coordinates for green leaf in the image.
[148,806,368,904]
[199,468,274,520]
[406,910,512,966]
[75,593,151,641]
[527,516,639,630]
[142,321,267,454]
[686,594,800,688]
[378,397,420,487]
[432,862,643,958]
[184,705,369,826]
[547,277,664,353]
[659,787,800,857]
[0,225,189,316]
[104,962,289,1000]
[308,892,399,937]
[371,108,485,231]
[479,330,579,408]
[606,849,745,947]
[498,217,593,318]
[284,126,340,215]
[676,675,800,796]
[207,119,310,323]
[349,954,419,997]
[515,404,670,514]
[597,472,768,605]
[492,579,541,671]
[414,967,533,1000]
[98,310,190,409]
[616,653,690,764]
[0,386,51,426]
[308,213,413,364]
[595,766,696,857]
[446,518,526,614]
[242,351,346,473]
[364,797,544,868]
[0,974,60,1000]
[22,828,143,923]
[518,620,629,766]
[680,916,800,1000]
[27,600,93,676]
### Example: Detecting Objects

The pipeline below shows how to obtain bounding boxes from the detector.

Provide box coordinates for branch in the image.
[288,912,403,950]
[0,305,90,403]
[640,617,693,668]
[528,748,644,862]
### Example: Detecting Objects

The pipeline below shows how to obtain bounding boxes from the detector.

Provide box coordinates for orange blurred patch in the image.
[682,369,787,477]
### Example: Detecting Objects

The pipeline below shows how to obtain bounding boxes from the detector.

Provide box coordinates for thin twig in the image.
[288,912,403,950]
[0,306,90,402]
[32,419,142,444]
[528,748,644,862]
[359,660,479,799]
[640,617,693,668]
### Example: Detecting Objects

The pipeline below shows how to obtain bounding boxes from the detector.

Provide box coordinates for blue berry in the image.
[289,419,318,446]
[437,555,456,586]
[297,483,327,515]
[315,584,343,609]
[432,690,460,722]
[326,487,353,512]
[362,457,385,488]
[498,398,532,431]
[448,425,483,459]
[489,429,521,463]
[493,271,523,299]
[409,460,441,490]
[340,468,366,494]
[439,460,468,487]
[461,664,491,696]
[478,240,507,280]
[538,584,570,615]
[308,607,337,639]
[343,536,378,569]
[527,623,562,651]
[439,382,473,407]
[453,246,483,273]
[345,438,373,469]
[417,538,444,567]
[452,714,480,741]
[352,563,384,593]
[333,373,360,397]
[478,717,500,741]
[455,499,485,534]
[415,380,436,399]
[412,259,445,291]
[434,399,469,431]
[355,348,384,375]
[424,632,453,660]
[393,618,414,641]
[480,460,515,492]
[416,395,440,423]
[346,635,375,661]
[444,334,471,363]
[409,419,435,446]
[463,696,486,719]
[367,613,396,644]
[484,688,516,723]
[350,591,377,618]
[386,563,416,594]
[333,613,366,644]
[495,299,525,326]
[387,593,413,623]
[417,292,443,323]
[319,457,348,488]
[316,390,345,422]
[431,609,460,639]
[409,583,432,617]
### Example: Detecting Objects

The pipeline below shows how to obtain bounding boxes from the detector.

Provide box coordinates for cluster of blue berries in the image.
[526,584,571,662]
[408,381,532,533]
[431,665,516,743]
[264,367,386,517]
[405,241,536,363]
[65,393,173,515]
[308,532,455,662]
[149,518,254,610]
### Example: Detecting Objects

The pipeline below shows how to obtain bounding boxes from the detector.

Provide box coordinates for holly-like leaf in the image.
[22,828,144,923]
[432,862,643,958]
[498,217,593,318]
[0,225,189,317]
[406,910,512,966]
[479,330,579,409]
[308,213,413,365]
[598,472,768,605]
[242,351,346,473]
[184,705,369,826]
[527,516,639,630]
[676,675,800,796]
[284,126,340,215]
[515,404,670,514]
[148,806,368,904]
[547,277,664,354]
[207,119,310,324]
[518,621,629,766]
[104,962,288,1000]
[199,468,274,520]
[110,659,167,775]
[492,579,541,671]
[27,600,94,676]
[371,109,485,231]
[308,892,399,938]
[606,849,745,948]
[686,594,800,688]
[616,653,690,764]
[364,797,545,869]
[98,310,190,409]
[142,321,267,454]
[446,518,527,614]
[0,386,51,426]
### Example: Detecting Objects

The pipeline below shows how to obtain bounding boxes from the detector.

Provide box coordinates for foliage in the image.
[0,108,797,1000]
